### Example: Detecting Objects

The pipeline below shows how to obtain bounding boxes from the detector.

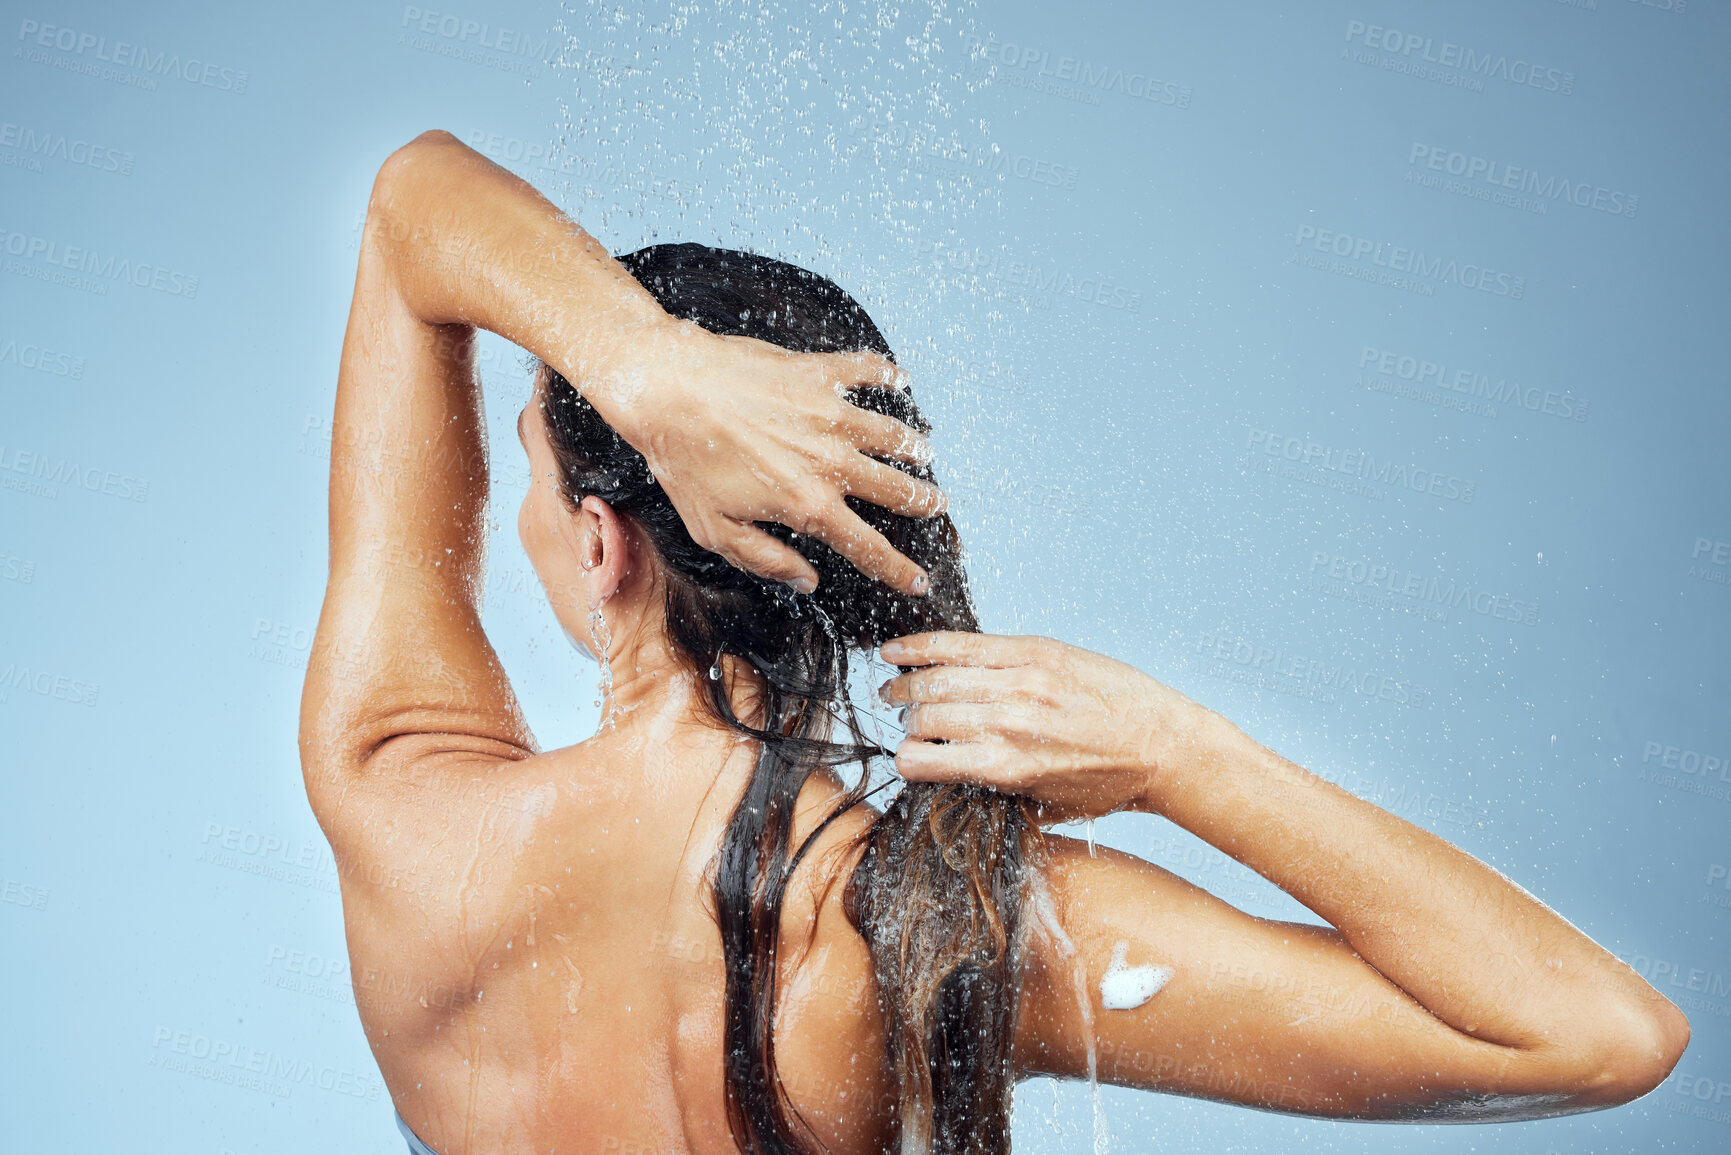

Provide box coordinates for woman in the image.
[301,131,1688,1155]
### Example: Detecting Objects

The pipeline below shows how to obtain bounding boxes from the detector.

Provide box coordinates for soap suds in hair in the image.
[1099,940,1173,1011]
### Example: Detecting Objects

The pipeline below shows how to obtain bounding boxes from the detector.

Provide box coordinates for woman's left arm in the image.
[878,632,1691,1119]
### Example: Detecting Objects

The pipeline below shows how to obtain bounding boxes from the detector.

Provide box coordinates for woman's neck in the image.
[595,634,770,736]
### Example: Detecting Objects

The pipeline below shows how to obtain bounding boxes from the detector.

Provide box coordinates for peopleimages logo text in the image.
[1294,226,1525,299]
[963,32,1192,108]
[1408,144,1637,218]
[1195,631,1430,708]
[0,121,133,175]
[1309,553,1540,627]
[1689,537,1729,589]
[0,443,150,502]
[1359,346,1588,421]
[0,662,99,707]
[1343,21,1574,94]
[149,1027,384,1100]
[920,142,1081,191]
[399,7,548,57]
[1247,428,1475,504]
[15,19,248,92]
[0,336,84,378]
[0,228,198,297]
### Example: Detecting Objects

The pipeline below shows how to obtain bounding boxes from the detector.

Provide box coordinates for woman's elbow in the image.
[361,131,464,254]
[398,128,462,155]
[1575,998,1691,1105]
[371,130,463,200]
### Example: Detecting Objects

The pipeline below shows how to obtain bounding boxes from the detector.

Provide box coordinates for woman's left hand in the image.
[876,632,1215,824]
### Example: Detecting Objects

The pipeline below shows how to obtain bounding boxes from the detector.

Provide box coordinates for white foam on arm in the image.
[1099,940,1174,1011]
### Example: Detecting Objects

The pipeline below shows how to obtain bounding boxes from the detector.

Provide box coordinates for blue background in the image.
[2,1,1728,1152]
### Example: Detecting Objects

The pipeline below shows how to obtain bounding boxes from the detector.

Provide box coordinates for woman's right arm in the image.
[877,632,1690,1120]
[303,131,945,815]
[354,130,945,593]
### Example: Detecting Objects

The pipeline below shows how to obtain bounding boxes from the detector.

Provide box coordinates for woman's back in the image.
[323,711,896,1155]
[305,130,1689,1155]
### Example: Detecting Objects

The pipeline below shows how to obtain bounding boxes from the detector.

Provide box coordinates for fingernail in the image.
[910,573,929,596]
[880,639,907,661]
[790,575,817,594]
[876,678,894,701]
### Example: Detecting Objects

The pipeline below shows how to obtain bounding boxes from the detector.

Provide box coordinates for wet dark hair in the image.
[538,242,1041,1154]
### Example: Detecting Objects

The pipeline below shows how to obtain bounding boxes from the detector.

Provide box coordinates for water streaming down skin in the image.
[455,797,495,1153]
[1029,874,1109,1155]
[1409,1091,1580,1123]
[588,605,618,732]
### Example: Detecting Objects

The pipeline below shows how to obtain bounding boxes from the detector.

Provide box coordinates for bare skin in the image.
[301,132,1689,1155]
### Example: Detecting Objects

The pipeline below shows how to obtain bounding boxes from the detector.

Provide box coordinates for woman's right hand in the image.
[575,318,948,596]
[876,631,1222,824]
[362,131,946,597]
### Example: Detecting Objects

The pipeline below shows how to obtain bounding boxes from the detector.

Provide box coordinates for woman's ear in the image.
[576,495,632,610]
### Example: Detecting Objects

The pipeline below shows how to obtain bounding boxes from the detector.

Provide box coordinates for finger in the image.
[838,455,947,519]
[903,702,998,742]
[840,408,935,469]
[880,665,1021,706]
[824,349,909,393]
[879,631,1038,668]
[895,737,1011,788]
[806,503,930,596]
[712,521,819,592]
